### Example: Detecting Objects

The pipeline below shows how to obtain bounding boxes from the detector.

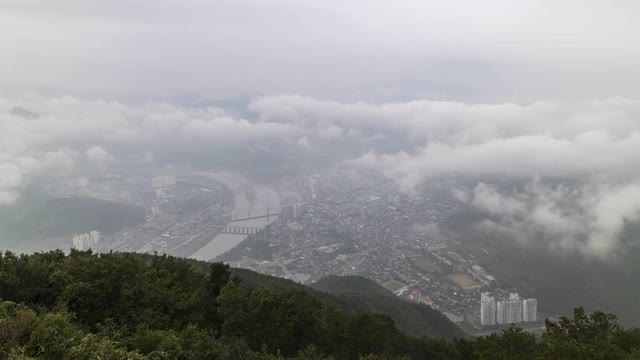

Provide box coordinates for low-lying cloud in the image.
[453,181,640,261]
[253,95,640,259]
[2,94,640,259]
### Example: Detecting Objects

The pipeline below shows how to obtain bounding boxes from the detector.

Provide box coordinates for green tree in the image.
[69,334,144,360]
[540,307,628,359]
[209,262,232,298]
[0,302,38,359]
[472,327,537,360]
[25,311,83,360]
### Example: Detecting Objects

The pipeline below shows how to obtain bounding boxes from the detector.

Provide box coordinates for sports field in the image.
[446,273,481,288]
[382,280,407,293]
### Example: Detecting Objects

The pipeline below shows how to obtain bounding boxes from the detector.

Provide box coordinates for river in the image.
[190,172,281,261]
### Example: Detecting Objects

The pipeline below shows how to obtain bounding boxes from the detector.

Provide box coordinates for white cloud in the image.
[0,97,304,204]
[85,145,114,167]
[311,96,640,191]
[455,181,640,260]
[296,136,311,148]
[1,93,640,260]
[316,124,344,141]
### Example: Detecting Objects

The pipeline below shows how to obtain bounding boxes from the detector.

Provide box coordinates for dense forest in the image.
[0,251,639,359]
[230,271,464,339]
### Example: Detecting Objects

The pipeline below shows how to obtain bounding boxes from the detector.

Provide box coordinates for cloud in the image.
[0,97,304,204]
[258,94,640,259]
[1,1,639,100]
[316,124,344,141]
[296,136,311,148]
[316,96,640,190]
[456,181,640,261]
[1,93,640,260]
[0,163,22,204]
[85,145,114,167]
[3,95,640,204]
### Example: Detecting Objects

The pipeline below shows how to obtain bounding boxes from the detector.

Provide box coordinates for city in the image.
[56,168,547,335]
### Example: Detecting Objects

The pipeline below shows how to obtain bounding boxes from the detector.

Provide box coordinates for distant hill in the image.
[9,106,38,119]
[0,193,145,249]
[232,269,466,339]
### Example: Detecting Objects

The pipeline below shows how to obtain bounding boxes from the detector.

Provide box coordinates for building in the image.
[496,295,522,325]
[480,292,496,326]
[496,300,506,324]
[409,289,434,306]
[149,204,160,217]
[497,300,517,324]
[523,298,538,322]
[72,231,101,250]
[283,202,304,219]
[510,293,523,323]
[152,174,176,188]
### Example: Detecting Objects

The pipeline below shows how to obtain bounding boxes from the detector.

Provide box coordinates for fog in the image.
[2,1,640,263]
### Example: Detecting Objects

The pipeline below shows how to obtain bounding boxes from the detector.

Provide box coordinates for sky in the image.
[2,1,640,260]
[1,0,639,101]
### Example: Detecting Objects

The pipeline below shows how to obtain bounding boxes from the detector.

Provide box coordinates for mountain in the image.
[311,275,465,338]
[232,270,466,339]
[312,275,396,297]
[1,251,638,359]
[9,106,38,119]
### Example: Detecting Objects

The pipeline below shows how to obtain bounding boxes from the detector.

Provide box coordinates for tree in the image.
[472,327,537,360]
[68,334,144,360]
[0,302,37,359]
[209,262,232,298]
[25,312,83,360]
[540,307,628,359]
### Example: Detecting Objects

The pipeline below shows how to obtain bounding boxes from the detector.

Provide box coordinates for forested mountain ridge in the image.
[231,270,465,338]
[0,250,639,359]
[311,276,396,297]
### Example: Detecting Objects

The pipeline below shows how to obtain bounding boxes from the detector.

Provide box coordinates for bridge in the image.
[230,211,282,222]
[214,225,262,235]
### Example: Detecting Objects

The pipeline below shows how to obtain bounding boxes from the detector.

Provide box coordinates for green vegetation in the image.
[0,250,639,359]
[310,276,463,338]
[232,270,464,338]
[312,276,396,297]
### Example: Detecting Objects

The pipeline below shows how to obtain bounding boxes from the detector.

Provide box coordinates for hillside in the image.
[233,270,465,339]
[312,275,396,297]
[312,276,465,339]
[1,251,639,359]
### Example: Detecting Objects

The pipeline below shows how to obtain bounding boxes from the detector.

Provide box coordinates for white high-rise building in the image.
[483,292,537,326]
[90,231,100,244]
[152,174,176,188]
[497,300,507,324]
[505,300,517,324]
[510,293,523,323]
[497,298,522,325]
[523,298,538,322]
[480,292,496,326]
[72,231,101,250]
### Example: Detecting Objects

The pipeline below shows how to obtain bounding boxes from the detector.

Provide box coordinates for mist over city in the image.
[1,1,640,358]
